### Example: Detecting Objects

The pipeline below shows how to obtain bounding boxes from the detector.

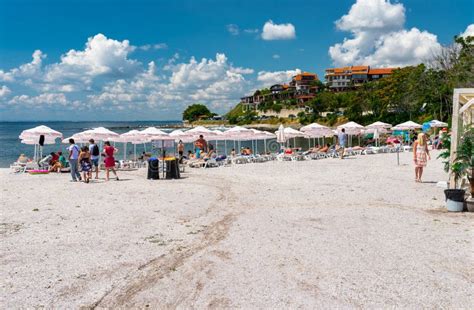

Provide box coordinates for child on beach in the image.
[78,146,92,183]
[413,133,431,183]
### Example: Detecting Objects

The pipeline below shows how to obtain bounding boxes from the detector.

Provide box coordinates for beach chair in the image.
[204,158,224,168]
[14,162,39,173]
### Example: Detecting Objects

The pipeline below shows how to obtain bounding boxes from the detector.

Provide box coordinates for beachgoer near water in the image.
[338,128,347,159]
[103,141,119,181]
[17,154,29,164]
[88,139,100,179]
[58,152,68,168]
[194,135,207,158]
[413,133,430,183]
[78,146,92,183]
[178,140,185,158]
[319,144,330,153]
[49,151,66,172]
[68,139,82,182]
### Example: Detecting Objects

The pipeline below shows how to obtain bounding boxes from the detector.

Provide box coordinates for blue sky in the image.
[0,0,472,121]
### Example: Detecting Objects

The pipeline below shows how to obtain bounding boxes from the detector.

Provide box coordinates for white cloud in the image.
[329,0,442,67]
[272,54,280,59]
[46,33,139,84]
[460,24,474,38]
[8,93,69,107]
[257,69,301,86]
[336,0,405,32]
[153,43,168,49]
[0,50,45,82]
[139,43,168,51]
[0,34,259,118]
[363,28,442,67]
[229,67,254,74]
[226,24,240,36]
[88,54,252,112]
[261,20,296,40]
[0,85,11,97]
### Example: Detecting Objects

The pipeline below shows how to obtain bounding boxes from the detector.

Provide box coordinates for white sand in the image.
[1,151,473,308]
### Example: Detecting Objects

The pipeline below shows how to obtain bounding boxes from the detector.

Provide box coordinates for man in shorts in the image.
[88,139,100,179]
[338,128,347,159]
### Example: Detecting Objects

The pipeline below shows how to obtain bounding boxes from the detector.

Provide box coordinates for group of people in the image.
[67,138,119,183]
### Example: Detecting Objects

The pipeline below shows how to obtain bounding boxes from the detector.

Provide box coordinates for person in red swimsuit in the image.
[103,141,119,181]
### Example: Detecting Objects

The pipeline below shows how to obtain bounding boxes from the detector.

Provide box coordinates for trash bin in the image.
[147,158,159,180]
[165,158,180,179]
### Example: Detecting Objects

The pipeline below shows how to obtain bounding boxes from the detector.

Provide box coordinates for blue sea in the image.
[0,121,182,168]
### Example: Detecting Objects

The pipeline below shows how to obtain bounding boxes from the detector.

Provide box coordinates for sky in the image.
[0,0,473,121]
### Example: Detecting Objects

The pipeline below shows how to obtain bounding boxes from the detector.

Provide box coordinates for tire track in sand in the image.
[90,177,239,308]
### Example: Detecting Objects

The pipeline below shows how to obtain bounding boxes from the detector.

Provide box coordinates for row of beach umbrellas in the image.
[19,119,448,160]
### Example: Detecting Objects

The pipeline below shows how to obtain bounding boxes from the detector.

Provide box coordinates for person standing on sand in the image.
[68,138,81,182]
[338,128,347,159]
[88,139,100,179]
[103,141,119,181]
[177,140,184,157]
[78,146,92,183]
[413,133,431,183]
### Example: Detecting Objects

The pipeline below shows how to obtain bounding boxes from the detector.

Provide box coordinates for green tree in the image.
[183,103,213,122]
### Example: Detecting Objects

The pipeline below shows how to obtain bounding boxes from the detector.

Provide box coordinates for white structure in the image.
[449,88,474,188]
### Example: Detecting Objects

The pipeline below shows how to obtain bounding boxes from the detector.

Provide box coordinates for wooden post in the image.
[449,89,460,188]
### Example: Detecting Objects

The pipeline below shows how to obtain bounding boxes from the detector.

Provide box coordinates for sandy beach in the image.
[1,151,473,308]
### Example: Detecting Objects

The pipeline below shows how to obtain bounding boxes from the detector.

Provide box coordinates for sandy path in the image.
[1,151,473,308]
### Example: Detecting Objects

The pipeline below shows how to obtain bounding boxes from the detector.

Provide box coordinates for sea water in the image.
[0,121,182,168]
[0,121,303,168]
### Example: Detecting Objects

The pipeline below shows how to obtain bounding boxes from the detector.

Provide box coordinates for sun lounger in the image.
[10,162,39,173]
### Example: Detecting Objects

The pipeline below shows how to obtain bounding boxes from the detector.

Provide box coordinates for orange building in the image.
[325,66,396,92]
[240,71,319,111]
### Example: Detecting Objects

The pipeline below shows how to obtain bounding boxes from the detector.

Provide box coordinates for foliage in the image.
[182,103,213,122]
[438,125,474,190]
[222,35,473,126]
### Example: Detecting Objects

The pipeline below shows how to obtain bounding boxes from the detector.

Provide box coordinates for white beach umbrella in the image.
[429,120,448,128]
[283,127,306,139]
[223,126,253,139]
[392,121,422,130]
[300,122,333,137]
[186,126,218,138]
[21,138,56,145]
[19,125,63,161]
[19,125,63,140]
[139,127,173,141]
[337,121,365,135]
[76,127,120,141]
[169,129,194,144]
[366,121,392,129]
[211,129,227,140]
[363,127,388,134]
[276,124,286,144]
[119,130,144,143]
